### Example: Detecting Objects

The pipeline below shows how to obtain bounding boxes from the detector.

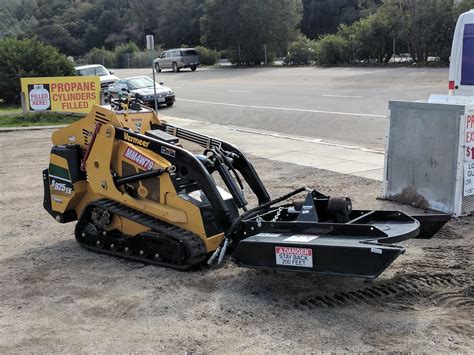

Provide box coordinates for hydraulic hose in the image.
[208,186,309,265]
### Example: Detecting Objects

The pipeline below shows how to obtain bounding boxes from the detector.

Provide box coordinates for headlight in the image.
[168,91,174,95]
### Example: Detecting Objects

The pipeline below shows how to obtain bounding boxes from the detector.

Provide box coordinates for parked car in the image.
[154,48,200,73]
[107,76,175,107]
[75,64,119,93]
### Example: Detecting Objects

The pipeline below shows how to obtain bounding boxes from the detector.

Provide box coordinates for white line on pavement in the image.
[322,94,362,98]
[228,90,253,93]
[178,98,386,118]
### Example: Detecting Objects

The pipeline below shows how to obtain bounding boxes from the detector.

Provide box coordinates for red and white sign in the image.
[123,147,154,170]
[29,84,50,111]
[275,246,313,268]
[466,114,474,162]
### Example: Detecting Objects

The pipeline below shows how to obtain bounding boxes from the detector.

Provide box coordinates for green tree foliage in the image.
[201,0,302,64]
[315,34,351,65]
[285,35,318,65]
[0,0,38,39]
[339,10,397,63]
[314,0,474,65]
[0,37,75,103]
[195,46,221,65]
[86,47,116,68]
[381,0,454,62]
[115,42,140,68]
[300,0,382,38]
[1,0,473,67]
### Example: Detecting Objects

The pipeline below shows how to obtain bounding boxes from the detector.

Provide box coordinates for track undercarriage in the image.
[75,199,207,270]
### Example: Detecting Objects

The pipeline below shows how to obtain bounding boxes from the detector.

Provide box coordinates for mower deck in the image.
[233,209,450,278]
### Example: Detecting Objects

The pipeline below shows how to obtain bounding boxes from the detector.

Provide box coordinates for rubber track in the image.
[294,273,472,309]
[75,199,207,270]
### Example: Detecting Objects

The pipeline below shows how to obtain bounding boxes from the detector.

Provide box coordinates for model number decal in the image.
[50,178,73,195]
[124,147,154,170]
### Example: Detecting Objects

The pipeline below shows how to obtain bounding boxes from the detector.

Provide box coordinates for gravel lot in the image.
[0,129,472,352]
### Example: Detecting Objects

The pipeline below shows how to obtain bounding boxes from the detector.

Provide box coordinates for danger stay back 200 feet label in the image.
[275,246,313,268]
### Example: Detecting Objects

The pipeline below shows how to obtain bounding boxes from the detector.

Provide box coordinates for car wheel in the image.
[172,62,179,73]
[155,62,161,73]
[191,66,197,72]
[166,102,174,107]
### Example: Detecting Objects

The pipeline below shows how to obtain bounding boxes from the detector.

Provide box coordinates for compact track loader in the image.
[43,98,450,278]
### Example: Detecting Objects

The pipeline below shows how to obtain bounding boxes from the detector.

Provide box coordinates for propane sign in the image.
[465,114,474,161]
[464,112,474,196]
[21,76,100,113]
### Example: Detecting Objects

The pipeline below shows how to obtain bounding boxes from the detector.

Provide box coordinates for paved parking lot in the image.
[115,66,448,150]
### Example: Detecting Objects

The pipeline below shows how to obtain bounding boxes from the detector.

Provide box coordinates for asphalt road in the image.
[114,67,448,150]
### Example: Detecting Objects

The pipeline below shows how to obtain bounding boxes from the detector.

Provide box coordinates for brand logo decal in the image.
[124,147,154,170]
[160,146,176,158]
[123,132,150,147]
[52,195,63,204]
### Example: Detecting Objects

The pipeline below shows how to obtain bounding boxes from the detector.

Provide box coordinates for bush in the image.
[195,46,220,65]
[86,47,116,68]
[315,34,351,65]
[0,37,75,103]
[285,35,318,65]
[114,42,139,68]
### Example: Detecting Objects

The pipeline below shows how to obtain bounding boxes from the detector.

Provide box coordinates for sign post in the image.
[146,35,158,113]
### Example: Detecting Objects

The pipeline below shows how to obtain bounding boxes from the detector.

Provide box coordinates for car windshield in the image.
[127,77,157,90]
[77,66,109,76]
[182,49,198,56]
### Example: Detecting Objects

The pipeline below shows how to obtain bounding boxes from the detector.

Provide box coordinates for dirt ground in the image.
[0,128,472,353]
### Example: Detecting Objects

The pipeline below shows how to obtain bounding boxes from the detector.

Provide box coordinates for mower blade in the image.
[232,233,405,279]
[411,214,451,239]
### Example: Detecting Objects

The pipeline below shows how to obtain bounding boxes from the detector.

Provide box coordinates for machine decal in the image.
[160,146,176,158]
[49,163,70,181]
[256,233,281,238]
[283,235,318,242]
[52,195,63,204]
[49,177,73,195]
[123,147,154,171]
[275,246,313,268]
[123,132,150,147]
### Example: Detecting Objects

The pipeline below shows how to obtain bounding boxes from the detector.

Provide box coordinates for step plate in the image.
[232,232,405,279]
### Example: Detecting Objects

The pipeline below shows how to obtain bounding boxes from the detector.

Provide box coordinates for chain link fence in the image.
[75,51,159,69]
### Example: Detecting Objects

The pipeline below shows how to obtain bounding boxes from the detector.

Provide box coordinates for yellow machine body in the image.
[46,105,224,253]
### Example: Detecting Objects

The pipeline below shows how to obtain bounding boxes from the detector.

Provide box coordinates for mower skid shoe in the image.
[411,214,451,239]
[232,234,405,279]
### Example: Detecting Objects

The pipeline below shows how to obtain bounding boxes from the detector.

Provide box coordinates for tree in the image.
[201,0,302,64]
[0,37,75,103]
[35,22,85,56]
[380,0,455,62]
[285,35,318,65]
[339,10,397,63]
[300,0,382,39]
[315,34,350,65]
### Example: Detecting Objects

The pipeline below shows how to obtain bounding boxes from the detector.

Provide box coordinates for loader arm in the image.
[156,122,271,205]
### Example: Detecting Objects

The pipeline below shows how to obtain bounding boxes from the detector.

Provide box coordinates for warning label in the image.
[275,246,313,268]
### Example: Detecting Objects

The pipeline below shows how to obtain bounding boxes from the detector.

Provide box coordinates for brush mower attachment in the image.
[231,191,451,279]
